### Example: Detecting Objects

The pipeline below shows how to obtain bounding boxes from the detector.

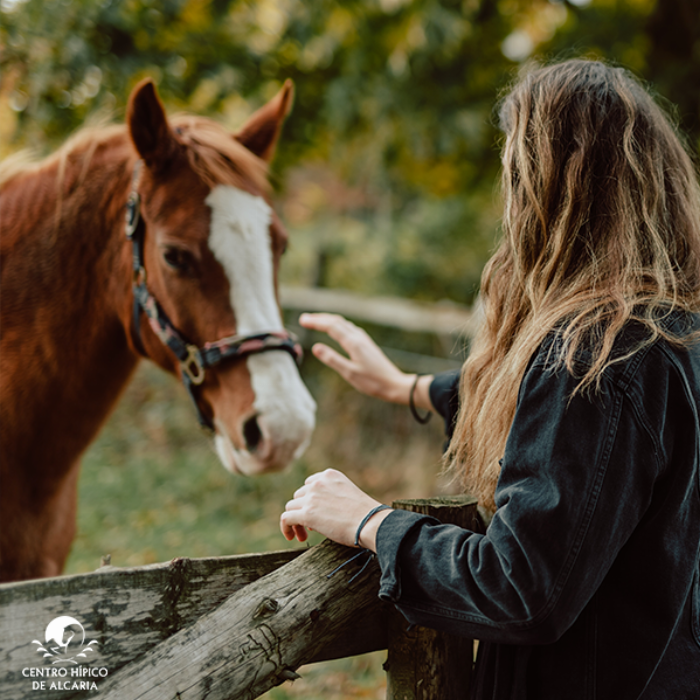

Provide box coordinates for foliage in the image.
[3,0,697,304]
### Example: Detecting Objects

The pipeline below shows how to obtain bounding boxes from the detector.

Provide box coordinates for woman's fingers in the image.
[299,312,351,337]
[304,469,334,485]
[286,496,303,509]
[300,313,410,402]
[281,469,383,548]
[280,511,296,540]
[311,343,358,379]
[301,313,367,355]
[280,508,309,542]
[292,525,308,542]
[299,312,352,336]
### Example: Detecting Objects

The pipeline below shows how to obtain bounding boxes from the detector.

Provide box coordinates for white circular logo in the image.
[32,616,99,664]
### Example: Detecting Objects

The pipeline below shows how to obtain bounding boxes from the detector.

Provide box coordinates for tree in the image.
[2,0,697,303]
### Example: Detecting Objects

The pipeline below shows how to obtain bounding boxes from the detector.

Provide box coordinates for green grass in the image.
[264,652,388,700]
[68,357,448,697]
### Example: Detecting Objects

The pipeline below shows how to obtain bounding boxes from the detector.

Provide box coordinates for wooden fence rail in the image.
[0,496,479,700]
[279,286,478,338]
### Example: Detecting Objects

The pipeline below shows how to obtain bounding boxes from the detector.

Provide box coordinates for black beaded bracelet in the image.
[409,373,432,425]
[354,504,392,547]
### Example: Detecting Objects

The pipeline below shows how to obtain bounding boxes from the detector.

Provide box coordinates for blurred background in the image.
[2,1,699,697]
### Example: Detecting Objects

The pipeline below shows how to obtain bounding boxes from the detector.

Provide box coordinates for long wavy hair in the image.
[447,59,700,512]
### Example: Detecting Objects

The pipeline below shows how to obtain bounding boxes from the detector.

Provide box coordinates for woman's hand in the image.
[299,312,433,408]
[280,469,392,551]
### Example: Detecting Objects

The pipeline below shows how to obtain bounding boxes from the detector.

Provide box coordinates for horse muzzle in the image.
[213,351,316,475]
[214,413,314,476]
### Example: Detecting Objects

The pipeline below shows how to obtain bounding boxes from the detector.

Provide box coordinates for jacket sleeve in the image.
[376,348,663,644]
[428,369,461,442]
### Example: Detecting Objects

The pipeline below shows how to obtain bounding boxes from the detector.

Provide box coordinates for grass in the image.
[68,353,449,697]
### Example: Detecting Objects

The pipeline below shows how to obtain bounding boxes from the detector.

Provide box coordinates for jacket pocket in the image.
[693,566,700,648]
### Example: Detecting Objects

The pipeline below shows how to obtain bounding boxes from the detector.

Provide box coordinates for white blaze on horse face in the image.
[206,185,316,475]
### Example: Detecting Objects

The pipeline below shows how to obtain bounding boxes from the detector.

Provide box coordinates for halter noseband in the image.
[125,160,303,432]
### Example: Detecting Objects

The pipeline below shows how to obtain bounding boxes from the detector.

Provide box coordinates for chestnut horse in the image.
[0,79,316,582]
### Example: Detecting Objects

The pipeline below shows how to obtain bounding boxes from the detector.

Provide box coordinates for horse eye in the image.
[162,246,193,274]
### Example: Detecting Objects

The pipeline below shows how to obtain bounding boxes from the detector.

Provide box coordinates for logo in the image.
[22,615,108,693]
[32,616,99,665]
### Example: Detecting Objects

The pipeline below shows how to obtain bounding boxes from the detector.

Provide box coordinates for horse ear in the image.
[234,79,294,163]
[127,79,174,166]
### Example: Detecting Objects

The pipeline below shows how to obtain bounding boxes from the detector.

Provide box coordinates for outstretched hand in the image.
[299,312,430,406]
[280,469,392,551]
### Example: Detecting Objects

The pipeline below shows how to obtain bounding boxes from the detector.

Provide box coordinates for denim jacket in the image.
[376,316,700,699]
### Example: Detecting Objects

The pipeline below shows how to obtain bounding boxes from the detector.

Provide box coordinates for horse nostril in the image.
[242,415,263,453]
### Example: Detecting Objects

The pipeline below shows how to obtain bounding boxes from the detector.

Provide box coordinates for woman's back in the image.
[379,313,700,698]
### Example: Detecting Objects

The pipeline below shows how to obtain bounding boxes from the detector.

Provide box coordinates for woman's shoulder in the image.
[612,310,700,383]
[530,310,700,389]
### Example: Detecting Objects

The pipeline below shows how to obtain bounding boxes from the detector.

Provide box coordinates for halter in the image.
[124,160,303,432]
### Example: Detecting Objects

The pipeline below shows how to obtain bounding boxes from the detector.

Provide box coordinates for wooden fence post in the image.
[385,495,482,700]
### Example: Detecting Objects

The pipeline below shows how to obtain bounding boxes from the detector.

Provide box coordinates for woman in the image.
[281,60,700,698]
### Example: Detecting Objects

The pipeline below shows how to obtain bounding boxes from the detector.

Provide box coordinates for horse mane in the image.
[0,115,270,196]
[170,115,270,195]
[0,122,127,235]
[0,122,124,189]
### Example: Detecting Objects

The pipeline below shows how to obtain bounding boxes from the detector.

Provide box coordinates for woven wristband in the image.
[409,373,432,425]
[354,504,392,547]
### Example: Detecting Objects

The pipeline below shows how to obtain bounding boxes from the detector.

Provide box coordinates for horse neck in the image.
[1,133,139,473]
[41,135,136,353]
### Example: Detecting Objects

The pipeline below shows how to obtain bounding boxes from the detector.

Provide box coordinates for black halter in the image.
[124,161,303,432]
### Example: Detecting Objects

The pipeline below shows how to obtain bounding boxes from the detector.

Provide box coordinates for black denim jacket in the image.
[376,317,700,699]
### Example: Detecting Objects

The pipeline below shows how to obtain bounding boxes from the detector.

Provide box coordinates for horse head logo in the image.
[32,616,99,664]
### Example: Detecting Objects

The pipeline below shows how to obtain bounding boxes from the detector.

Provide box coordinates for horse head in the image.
[124,79,316,475]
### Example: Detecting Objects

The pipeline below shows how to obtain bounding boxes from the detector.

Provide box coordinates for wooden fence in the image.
[279,286,478,337]
[0,496,481,700]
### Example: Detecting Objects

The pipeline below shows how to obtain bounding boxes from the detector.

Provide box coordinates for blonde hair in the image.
[447,59,700,511]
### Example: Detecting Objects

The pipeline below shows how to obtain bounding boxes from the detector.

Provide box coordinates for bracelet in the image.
[409,373,432,424]
[354,504,392,547]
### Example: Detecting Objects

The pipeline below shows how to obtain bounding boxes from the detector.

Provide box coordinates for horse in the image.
[0,79,317,582]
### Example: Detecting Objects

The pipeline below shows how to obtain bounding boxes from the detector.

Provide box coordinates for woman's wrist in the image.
[357,507,393,551]
[392,373,434,410]
[387,372,418,405]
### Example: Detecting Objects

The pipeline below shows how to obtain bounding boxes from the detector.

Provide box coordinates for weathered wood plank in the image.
[386,496,481,700]
[93,539,387,700]
[0,550,302,700]
[0,546,389,700]
[311,607,388,663]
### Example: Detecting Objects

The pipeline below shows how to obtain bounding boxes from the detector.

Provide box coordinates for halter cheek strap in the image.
[125,160,303,433]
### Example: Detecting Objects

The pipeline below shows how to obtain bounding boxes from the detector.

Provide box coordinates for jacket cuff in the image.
[376,509,440,603]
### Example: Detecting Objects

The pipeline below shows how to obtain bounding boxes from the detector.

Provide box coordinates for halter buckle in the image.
[181,345,205,386]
